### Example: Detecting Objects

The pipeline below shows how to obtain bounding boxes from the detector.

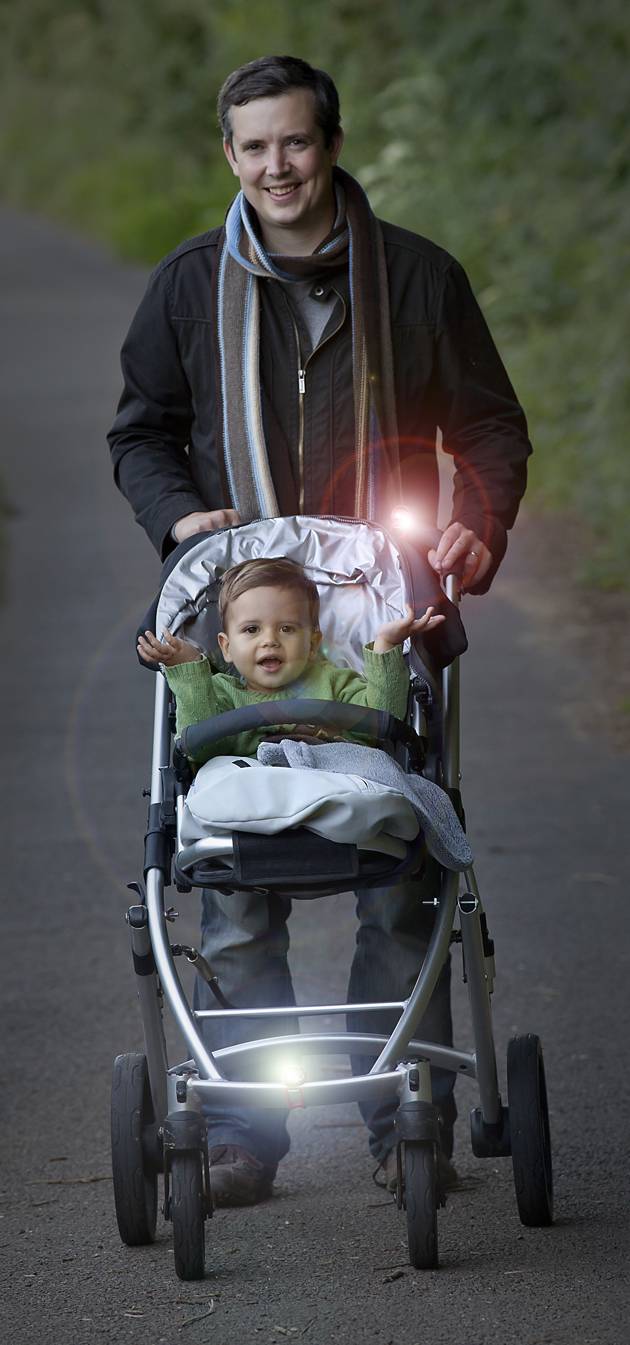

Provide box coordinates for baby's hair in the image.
[218,557,320,628]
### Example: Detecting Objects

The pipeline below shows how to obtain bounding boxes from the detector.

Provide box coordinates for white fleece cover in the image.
[180,756,420,859]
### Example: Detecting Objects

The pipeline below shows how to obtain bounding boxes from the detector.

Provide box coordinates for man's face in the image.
[217,585,322,692]
[223,88,343,250]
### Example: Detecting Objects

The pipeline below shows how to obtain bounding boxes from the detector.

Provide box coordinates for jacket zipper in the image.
[297,352,306,511]
[285,289,347,513]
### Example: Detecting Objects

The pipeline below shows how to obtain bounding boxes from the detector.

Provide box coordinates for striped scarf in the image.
[215,166,401,521]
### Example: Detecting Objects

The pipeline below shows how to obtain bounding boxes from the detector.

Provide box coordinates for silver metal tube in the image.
[177,836,234,869]
[129,922,169,1120]
[459,875,502,1125]
[146,869,223,1081]
[150,673,171,803]
[368,868,459,1072]
[138,980,169,1122]
[188,1070,405,1110]
[400,1058,432,1105]
[364,571,462,1074]
[195,1000,406,1019]
[444,572,461,607]
[176,791,185,855]
[208,1034,476,1076]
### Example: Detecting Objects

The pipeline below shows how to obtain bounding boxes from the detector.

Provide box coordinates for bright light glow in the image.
[391,506,415,533]
[391,506,426,535]
[281,1063,306,1088]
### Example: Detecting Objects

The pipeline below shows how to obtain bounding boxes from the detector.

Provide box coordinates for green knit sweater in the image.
[164,644,409,765]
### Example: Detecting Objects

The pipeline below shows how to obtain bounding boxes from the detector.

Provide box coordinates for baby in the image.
[137,557,444,764]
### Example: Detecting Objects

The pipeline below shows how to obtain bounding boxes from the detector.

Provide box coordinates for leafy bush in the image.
[1,0,627,582]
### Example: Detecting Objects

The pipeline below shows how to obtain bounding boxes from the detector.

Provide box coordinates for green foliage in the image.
[1,0,628,583]
[358,0,630,585]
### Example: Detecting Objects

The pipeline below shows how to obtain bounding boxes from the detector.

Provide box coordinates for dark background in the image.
[1,204,628,1344]
[1,3,629,1337]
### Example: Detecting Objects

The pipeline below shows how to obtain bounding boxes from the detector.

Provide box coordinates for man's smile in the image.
[265,183,302,198]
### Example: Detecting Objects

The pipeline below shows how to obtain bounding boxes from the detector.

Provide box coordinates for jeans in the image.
[194,860,456,1171]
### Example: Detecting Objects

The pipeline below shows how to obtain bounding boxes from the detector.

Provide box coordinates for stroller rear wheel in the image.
[111,1053,158,1245]
[170,1151,206,1280]
[507,1034,553,1227]
[404,1141,439,1269]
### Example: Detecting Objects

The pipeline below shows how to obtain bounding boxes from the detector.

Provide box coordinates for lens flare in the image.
[391,507,417,533]
[281,1062,306,1088]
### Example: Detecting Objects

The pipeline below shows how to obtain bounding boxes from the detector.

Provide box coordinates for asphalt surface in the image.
[1,206,628,1345]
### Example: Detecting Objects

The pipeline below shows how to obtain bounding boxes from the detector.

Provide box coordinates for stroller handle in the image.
[398,520,470,581]
[177,698,425,762]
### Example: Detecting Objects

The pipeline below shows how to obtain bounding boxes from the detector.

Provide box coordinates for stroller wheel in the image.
[111,1053,158,1245]
[507,1034,554,1227]
[171,1152,206,1281]
[404,1141,439,1269]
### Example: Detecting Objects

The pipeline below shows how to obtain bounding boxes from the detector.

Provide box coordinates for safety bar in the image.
[186,1071,406,1110]
[191,1035,476,1076]
[178,698,425,761]
[195,1001,407,1018]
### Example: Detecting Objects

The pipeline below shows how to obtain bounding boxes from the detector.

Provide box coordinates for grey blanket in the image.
[257,740,473,872]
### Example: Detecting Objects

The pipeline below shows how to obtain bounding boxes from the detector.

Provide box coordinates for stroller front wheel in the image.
[404,1141,439,1269]
[111,1052,158,1246]
[507,1033,554,1227]
[170,1151,206,1280]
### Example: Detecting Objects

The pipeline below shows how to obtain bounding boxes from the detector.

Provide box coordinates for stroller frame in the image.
[114,568,553,1279]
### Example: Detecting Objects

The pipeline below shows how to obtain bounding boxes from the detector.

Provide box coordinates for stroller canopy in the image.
[150,516,466,674]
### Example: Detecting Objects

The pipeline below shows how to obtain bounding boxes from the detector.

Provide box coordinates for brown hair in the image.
[218,557,320,628]
[217,55,341,148]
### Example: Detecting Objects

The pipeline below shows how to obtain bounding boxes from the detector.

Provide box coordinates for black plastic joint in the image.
[480,911,495,959]
[162,1110,207,1154]
[144,802,173,879]
[132,950,156,978]
[410,676,433,710]
[394,1100,440,1144]
[126,904,148,929]
[159,767,178,830]
[172,744,194,789]
[470,1105,511,1157]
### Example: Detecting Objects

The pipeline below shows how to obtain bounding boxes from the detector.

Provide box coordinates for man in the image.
[109,55,531,1205]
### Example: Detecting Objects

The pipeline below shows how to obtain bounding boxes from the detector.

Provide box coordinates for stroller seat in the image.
[175,823,425,896]
[146,515,467,898]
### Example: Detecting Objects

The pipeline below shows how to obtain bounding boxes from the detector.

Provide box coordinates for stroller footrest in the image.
[232,828,359,886]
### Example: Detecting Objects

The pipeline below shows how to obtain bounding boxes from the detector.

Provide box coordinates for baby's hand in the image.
[137,629,203,666]
[373,604,445,653]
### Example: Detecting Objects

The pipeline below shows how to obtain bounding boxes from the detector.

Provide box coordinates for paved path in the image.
[2,207,628,1344]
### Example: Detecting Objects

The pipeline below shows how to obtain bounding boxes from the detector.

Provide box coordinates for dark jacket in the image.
[108,219,532,593]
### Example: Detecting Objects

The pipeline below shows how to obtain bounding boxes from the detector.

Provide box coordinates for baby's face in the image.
[218,585,321,693]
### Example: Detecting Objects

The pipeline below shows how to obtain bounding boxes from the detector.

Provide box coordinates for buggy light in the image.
[280,1062,306,1088]
[391,506,427,535]
[391,506,416,533]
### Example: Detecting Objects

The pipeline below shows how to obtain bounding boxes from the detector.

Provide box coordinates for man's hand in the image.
[137,629,203,666]
[374,604,445,654]
[173,509,242,543]
[427,522,492,590]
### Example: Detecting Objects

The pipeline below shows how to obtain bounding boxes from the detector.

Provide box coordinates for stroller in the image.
[111,515,553,1280]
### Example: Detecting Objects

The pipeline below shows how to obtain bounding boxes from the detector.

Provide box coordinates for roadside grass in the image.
[1,0,628,589]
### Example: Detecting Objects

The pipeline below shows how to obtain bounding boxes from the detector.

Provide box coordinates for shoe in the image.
[375,1145,458,1195]
[207,1144,275,1207]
